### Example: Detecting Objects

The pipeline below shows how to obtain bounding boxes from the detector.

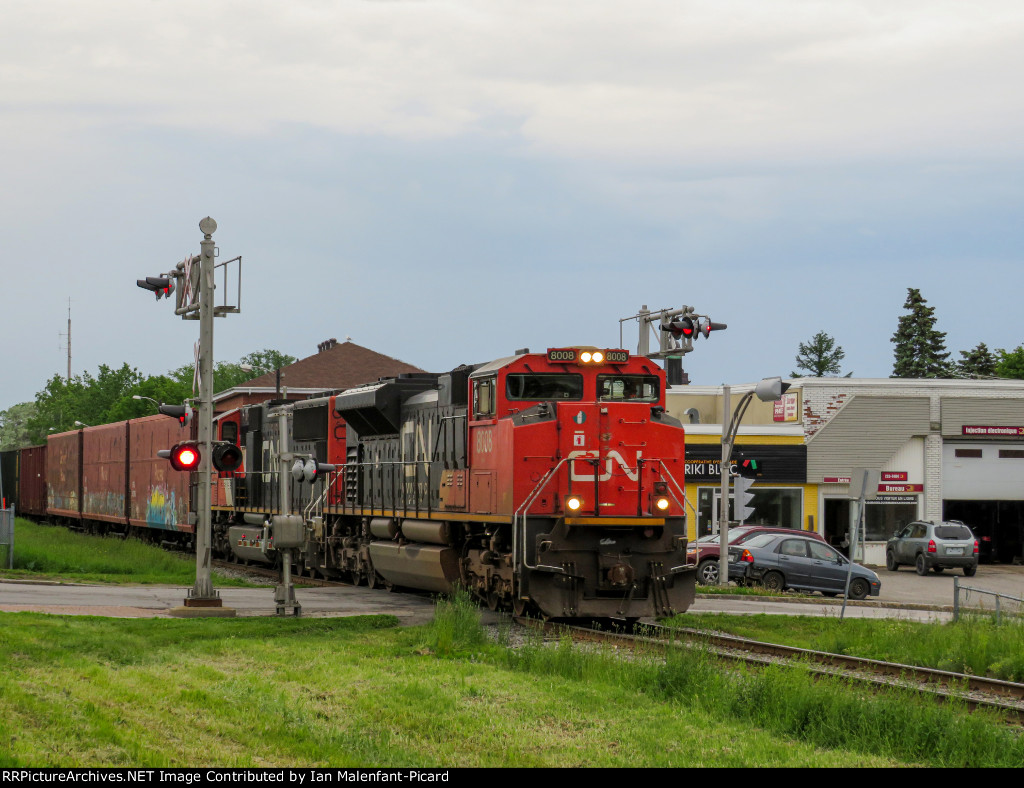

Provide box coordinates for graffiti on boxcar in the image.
[84,489,126,518]
[145,486,179,529]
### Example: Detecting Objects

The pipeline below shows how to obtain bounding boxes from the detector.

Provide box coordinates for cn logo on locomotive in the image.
[567,450,641,482]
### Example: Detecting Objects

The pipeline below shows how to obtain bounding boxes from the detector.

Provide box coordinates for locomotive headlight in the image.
[655,496,670,511]
[591,351,604,363]
[565,495,584,512]
[580,351,593,363]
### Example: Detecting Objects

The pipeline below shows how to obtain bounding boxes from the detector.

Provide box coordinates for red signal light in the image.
[157,442,201,471]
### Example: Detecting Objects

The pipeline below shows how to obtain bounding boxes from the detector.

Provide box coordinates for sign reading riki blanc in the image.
[962,425,1024,437]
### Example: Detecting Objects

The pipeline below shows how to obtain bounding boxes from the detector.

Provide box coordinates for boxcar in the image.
[81,423,129,526]
[19,445,48,517]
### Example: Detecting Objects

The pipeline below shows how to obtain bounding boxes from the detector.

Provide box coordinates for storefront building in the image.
[667,378,1024,565]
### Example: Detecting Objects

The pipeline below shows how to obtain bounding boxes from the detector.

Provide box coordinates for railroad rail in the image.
[211,559,343,588]
[514,617,1024,725]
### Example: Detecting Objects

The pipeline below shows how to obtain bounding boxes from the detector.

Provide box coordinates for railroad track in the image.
[514,617,1024,725]
[212,559,345,588]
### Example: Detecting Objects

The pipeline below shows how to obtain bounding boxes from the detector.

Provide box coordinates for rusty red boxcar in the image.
[47,431,81,521]
[18,444,48,517]
[81,423,129,526]
[128,415,193,534]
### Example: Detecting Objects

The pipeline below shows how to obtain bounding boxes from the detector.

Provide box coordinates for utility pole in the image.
[58,298,71,382]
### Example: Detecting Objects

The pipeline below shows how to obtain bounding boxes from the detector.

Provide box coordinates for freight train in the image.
[2,346,695,619]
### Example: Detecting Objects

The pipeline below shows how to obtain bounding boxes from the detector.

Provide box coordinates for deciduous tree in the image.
[995,345,1024,380]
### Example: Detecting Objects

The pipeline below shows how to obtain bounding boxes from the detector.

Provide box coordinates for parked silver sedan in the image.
[728,533,882,600]
[886,520,979,577]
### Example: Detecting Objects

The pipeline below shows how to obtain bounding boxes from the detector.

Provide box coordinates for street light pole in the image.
[718,385,732,586]
[716,377,791,586]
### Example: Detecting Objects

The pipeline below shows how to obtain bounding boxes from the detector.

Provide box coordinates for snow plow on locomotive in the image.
[219,347,696,619]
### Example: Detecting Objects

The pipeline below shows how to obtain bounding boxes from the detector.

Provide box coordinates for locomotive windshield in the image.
[597,374,660,402]
[506,373,583,401]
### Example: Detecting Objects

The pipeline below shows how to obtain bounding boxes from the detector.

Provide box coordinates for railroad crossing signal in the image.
[158,403,193,428]
[159,441,241,472]
[159,443,201,472]
[290,458,337,484]
[136,276,175,300]
[633,305,728,359]
[211,442,243,473]
[661,315,697,353]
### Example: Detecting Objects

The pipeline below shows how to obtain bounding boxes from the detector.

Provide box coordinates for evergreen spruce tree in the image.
[791,331,849,377]
[956,342,998,378]
[891,288,951,378]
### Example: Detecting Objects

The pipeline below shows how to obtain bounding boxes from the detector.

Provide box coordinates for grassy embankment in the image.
[2,593,1023,767]
[666,611,1024,683]
[2,518,1023,766]
[0,518,262,586]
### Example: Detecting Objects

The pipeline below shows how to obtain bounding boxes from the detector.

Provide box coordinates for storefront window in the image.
[695,486,802,536]
[864,499,919,541]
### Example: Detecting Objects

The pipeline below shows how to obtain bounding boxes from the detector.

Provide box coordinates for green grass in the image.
[666,612,1024,682]
[0,518,259,586]
[1,596,1021,767]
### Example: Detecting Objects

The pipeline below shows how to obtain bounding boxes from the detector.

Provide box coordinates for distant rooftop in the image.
[215,339,425,402]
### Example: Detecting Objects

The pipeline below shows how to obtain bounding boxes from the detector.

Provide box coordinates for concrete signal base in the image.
[168,596,237,618]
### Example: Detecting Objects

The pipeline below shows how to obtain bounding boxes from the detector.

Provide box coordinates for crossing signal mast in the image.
[620,305,728,385]
[135,218,242,616]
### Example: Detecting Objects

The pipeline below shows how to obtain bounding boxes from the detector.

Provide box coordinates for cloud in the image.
[2,1,1022,162]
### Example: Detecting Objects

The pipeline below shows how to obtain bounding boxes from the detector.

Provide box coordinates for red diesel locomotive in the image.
[223,346,695,619]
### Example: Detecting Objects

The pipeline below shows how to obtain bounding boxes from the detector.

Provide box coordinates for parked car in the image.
[727,533,882,600]
[688,525,827,585]
[886,520,979,577]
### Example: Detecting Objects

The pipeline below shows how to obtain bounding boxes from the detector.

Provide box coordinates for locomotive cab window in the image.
[597,375,659,402]
[473,376,496,418]
[505,373,583,401]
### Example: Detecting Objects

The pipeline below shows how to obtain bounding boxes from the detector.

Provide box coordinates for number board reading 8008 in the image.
[546,349,630,364]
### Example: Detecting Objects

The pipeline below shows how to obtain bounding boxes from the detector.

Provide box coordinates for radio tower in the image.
[58,298,71,381]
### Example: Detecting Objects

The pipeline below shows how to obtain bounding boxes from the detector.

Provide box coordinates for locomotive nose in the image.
[606,563,635,587]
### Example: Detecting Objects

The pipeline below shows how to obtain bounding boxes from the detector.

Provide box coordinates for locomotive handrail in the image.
[304,469,345,522]
[655,459,699,533]
[512,457,572,581]
[323,460,434,518]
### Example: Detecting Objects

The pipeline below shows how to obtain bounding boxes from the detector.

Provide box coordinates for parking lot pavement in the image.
[690,562,1023,620]
[866,561,1024,608]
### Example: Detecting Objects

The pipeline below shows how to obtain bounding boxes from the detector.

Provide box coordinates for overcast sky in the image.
[2,1,1022,410]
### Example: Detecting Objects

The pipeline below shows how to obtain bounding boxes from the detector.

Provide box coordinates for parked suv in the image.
[688,525,827,585]
[886,520,979,577]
